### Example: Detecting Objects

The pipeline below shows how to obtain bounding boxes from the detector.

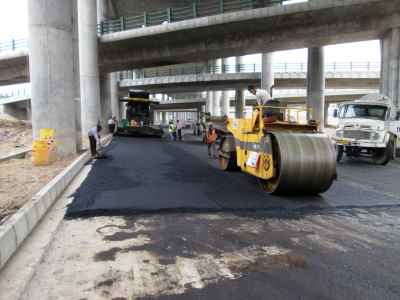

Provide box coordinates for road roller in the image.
[217,106,337,195]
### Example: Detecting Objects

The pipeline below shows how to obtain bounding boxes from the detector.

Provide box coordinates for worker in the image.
[107,116,116,134]
[247,84,271,106]
[176,120,183,141]
[247,84,281,121]
[88,124,102,158]
[206,124,218,159]
[168,121,176,141]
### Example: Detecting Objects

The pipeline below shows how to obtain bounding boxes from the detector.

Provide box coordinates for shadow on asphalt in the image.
[65,137,400,219]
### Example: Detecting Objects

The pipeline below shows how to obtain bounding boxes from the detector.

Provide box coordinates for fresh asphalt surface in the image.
[57,136,400,300]
[66,136,400,217]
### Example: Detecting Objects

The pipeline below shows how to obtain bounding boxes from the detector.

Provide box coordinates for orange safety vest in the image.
[206,129,217,144]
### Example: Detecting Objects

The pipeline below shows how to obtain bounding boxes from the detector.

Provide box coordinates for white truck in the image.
[333,94,400,165]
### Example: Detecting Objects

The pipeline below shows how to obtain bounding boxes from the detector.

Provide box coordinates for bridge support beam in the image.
[28,0,77,155]
[110,73,120,121]
[78,0,102,141]
[261,53,274,94]
[307,47,325,129]
[380,27,400,108]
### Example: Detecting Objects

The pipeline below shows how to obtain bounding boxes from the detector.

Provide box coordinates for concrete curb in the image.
[0,134,114,270]
[0,151,90,270]
[0,148,31,163]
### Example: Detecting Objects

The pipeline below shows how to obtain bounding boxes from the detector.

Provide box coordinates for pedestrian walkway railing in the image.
[0,84,31,104]
[0,38,28,53]
[119,62,381,80]
[98,0,284,34]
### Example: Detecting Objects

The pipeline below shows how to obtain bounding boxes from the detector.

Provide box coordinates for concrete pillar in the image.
[234,57,244,118]
[220,58,230,116]
[100,74,112,125]
[324,103,329,127]
[78,0,101,140]
[110,73,119,120]
[261,53,274,94]
[162,112,166,126]
[380,28,400,108]
[97,0,108,24]
[235,90,244,118]
[206,91,214,115]
[28,0,77,155]
[307,47,325,129]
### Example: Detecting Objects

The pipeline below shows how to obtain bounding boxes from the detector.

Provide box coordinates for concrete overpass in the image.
[119,70,380,94]
[98,0,400,72]
[1,0,399,77]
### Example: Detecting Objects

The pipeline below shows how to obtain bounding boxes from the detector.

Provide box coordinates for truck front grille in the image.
[343,130,371,140]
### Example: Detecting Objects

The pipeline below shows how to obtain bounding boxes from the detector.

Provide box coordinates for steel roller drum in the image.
[264,132,337,194]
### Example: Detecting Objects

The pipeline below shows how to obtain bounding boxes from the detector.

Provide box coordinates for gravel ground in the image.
[0,119,32,157]
[0,154,75,224]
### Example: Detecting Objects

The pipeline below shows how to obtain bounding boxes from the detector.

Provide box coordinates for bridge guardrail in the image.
[0,38,28,53]
[98,0,283,34]
[119,62,381,81]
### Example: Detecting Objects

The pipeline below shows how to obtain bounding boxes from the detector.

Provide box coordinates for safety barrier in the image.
[98,0,283,34]
[119,62,381,80]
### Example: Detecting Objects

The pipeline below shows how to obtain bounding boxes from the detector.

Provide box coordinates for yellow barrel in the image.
[39,128,55,140]
[32,140,49,166]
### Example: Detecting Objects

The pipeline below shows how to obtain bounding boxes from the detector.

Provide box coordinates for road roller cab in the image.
[218,106,337,195]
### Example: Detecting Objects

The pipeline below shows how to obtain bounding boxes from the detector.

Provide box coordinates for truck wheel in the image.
[373,140,394,165]
[336,145,344,163]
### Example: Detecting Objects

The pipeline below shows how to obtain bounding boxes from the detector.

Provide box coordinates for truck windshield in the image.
[340,104,388,120]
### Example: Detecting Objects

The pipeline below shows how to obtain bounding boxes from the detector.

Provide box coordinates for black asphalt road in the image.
[66,137,400,217]
[64,136,400,299]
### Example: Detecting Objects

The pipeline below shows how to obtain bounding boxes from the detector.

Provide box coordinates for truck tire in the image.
[373,140,394,165]
[336,145,344,163]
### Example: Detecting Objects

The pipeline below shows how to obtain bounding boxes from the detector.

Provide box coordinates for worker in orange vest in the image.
[206,124,218,159]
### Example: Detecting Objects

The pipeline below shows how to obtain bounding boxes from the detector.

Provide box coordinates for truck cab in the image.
[333,94,400,165]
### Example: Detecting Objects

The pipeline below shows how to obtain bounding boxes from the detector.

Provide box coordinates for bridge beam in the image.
[380,27,400,108]
[307,47,326,129]
[28,0,77,155]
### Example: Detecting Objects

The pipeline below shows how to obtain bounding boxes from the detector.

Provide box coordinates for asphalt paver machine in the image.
[117,90,163,138]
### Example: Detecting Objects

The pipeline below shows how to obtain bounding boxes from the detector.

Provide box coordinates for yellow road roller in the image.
[217,106,337,194]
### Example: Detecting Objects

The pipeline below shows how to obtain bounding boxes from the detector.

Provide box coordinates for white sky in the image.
[0,0,381,64]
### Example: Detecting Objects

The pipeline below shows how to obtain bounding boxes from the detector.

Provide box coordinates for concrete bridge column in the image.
[110,72,120,121]
[261,53,274,94]
[28,0,77,155]
[78,0,102,141]
[307,47,325,129]
[235,90,244,118]
[380,28,400,108]
[220,58,230,116]
[235,56,244,118]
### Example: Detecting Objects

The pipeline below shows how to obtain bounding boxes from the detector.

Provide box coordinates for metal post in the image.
[120,16,125,30]
[220,0,224,13]
[144,12,148,26]
[193,3,198,18]
[167,8,172,22]
[11,39,15,50]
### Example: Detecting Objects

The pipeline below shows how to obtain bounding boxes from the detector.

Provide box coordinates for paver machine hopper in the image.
[117,90,163,137]
[217,106,337,194]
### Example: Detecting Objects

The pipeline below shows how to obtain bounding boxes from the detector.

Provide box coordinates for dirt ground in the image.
[0,154,76,225]
[0,119,32,157]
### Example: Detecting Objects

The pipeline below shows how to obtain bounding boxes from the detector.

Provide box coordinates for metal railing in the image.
[98,0,283,34]
[119,62,381,80]
[0,84,31,101]
[0,38,28,53]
